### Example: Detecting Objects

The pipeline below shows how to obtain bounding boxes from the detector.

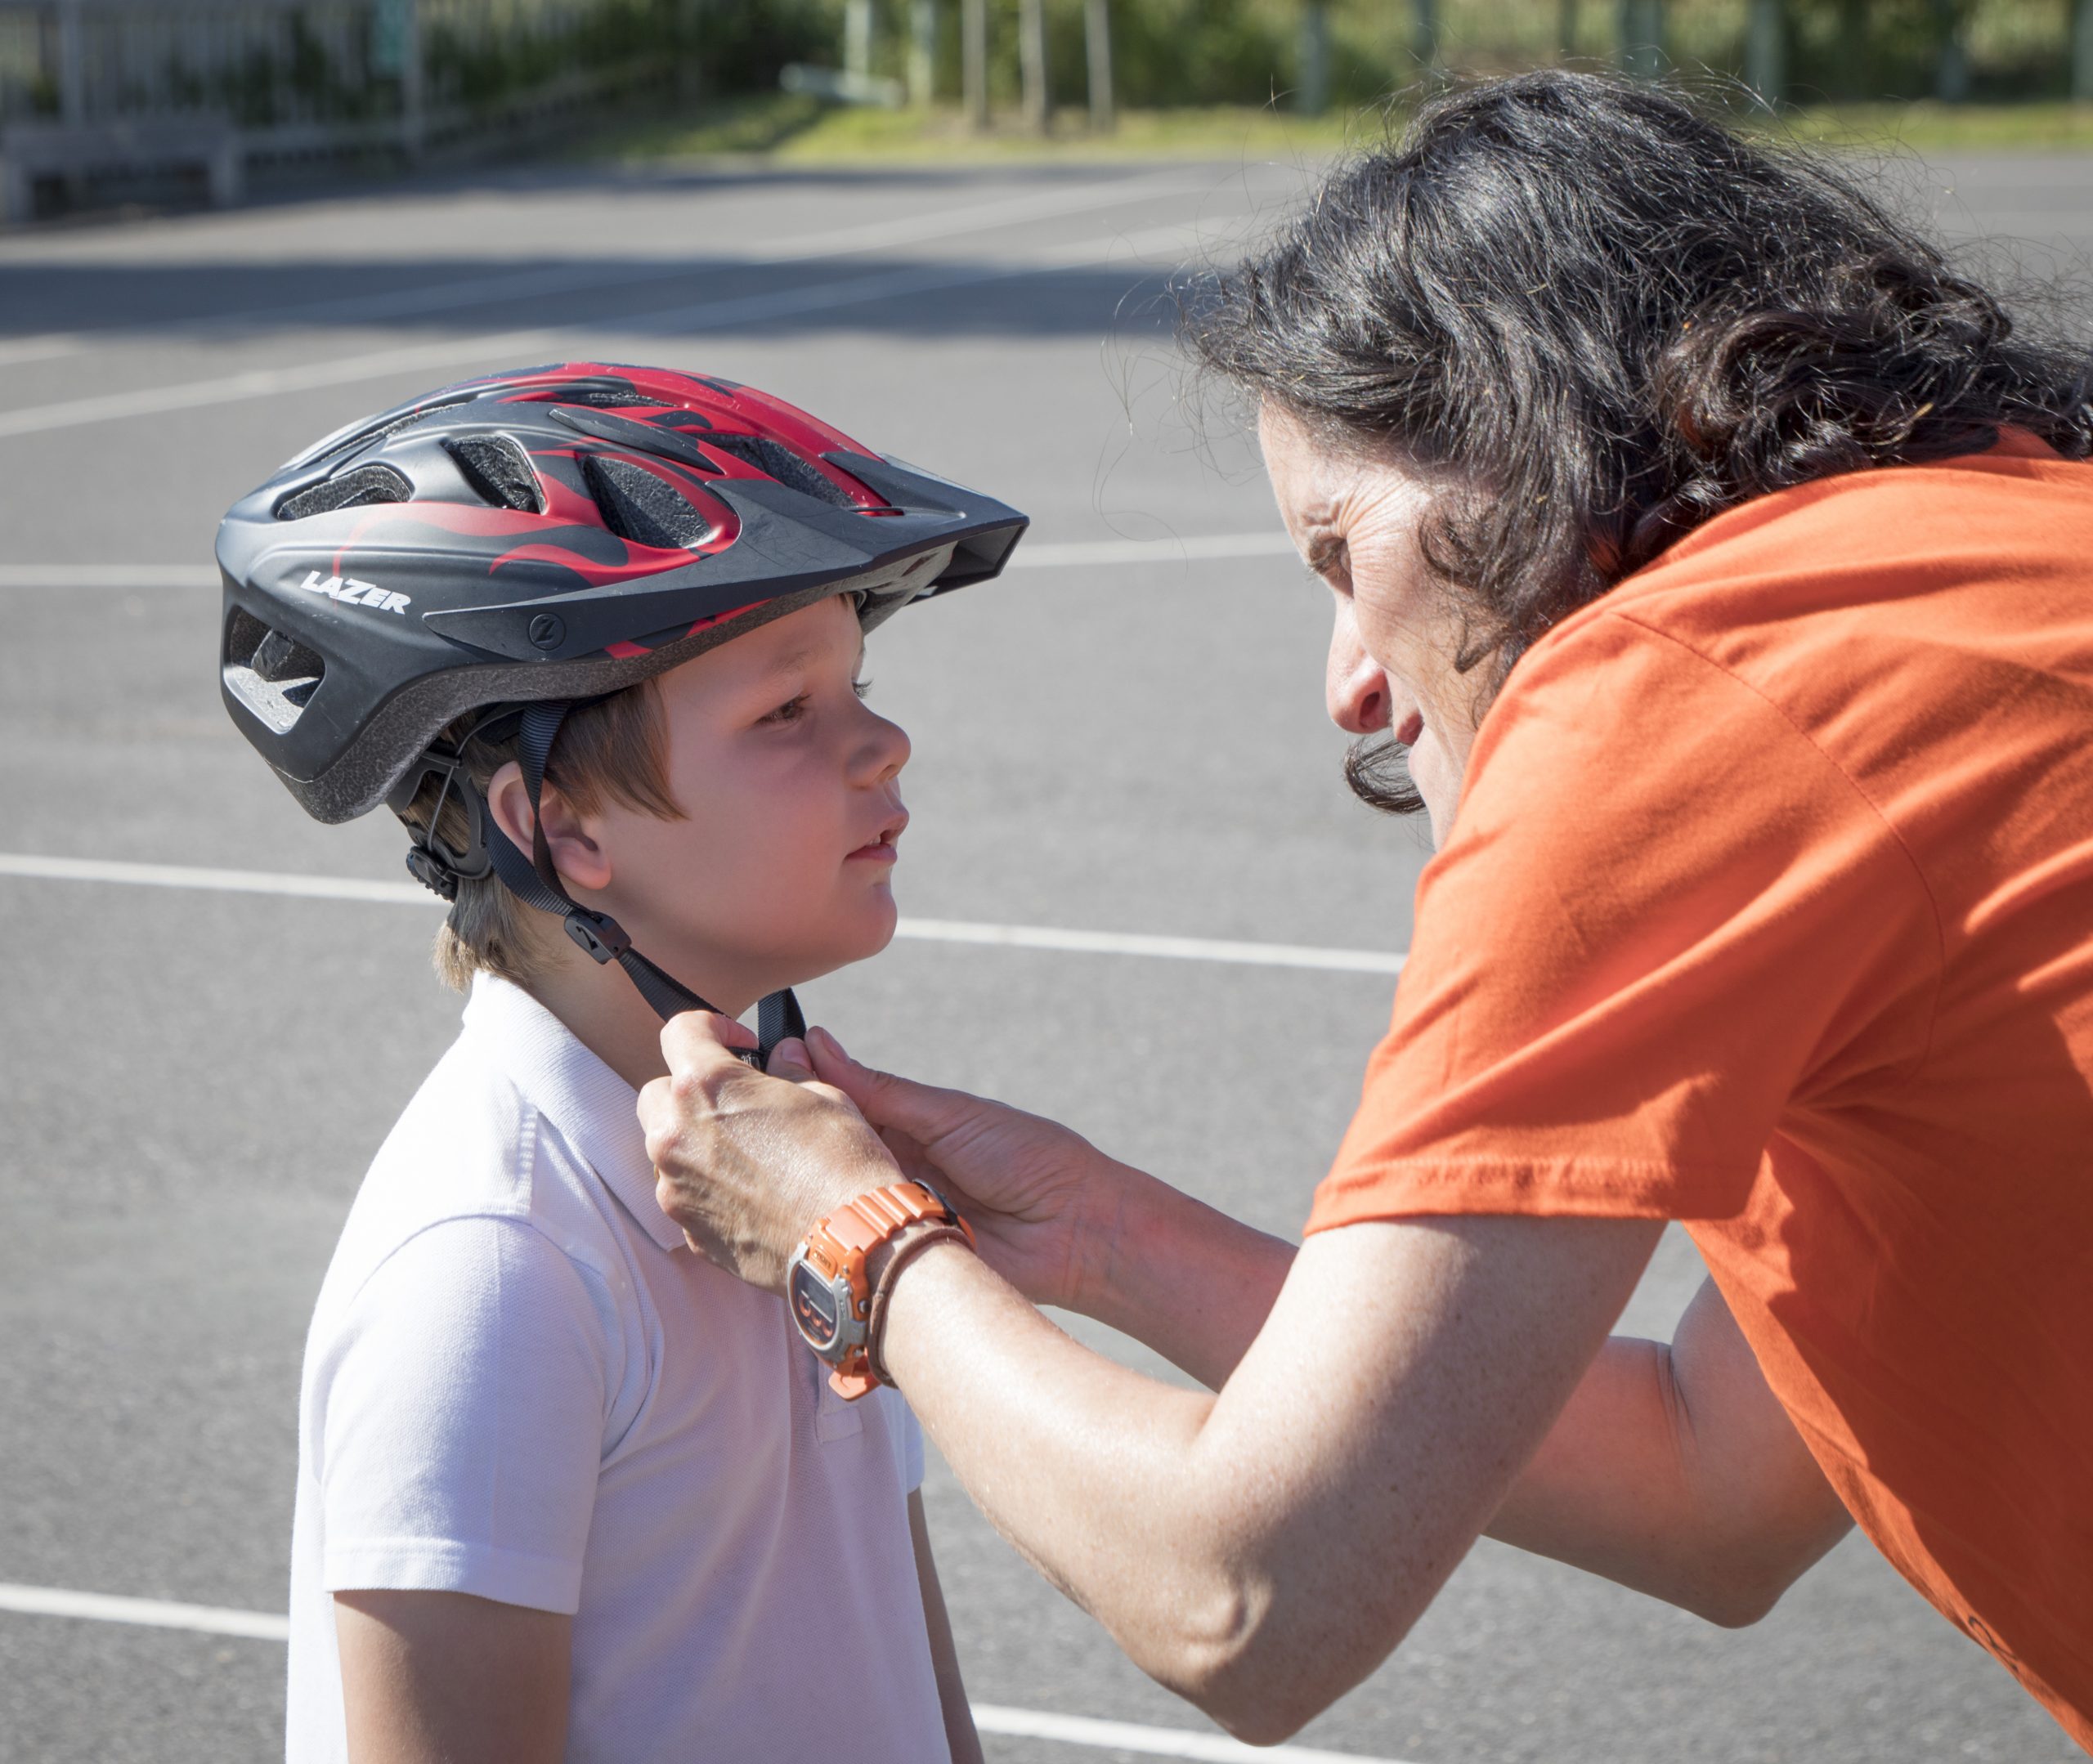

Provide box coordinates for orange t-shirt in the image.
[1308,434,2093,1749]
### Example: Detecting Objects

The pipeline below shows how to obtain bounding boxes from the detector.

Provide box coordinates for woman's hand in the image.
[804,1025,1132,1312]
[639,1013,899,1293]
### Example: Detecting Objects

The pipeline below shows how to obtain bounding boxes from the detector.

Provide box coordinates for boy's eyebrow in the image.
[757,634,867,676]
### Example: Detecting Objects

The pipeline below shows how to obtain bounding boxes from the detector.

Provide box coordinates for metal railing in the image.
[0,0,685,167]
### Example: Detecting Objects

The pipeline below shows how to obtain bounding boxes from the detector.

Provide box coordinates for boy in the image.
[214,364,1027,1762]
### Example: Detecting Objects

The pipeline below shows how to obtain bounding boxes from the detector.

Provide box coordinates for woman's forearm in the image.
[1075,1165,1295,1390]
[1485,1279,1853,1624]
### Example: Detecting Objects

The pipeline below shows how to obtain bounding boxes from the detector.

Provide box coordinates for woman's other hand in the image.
[805,1025,1128,1312]
[640,1012,899,1293]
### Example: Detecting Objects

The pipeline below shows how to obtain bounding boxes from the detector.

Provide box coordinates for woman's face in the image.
[1258,403,1488,845]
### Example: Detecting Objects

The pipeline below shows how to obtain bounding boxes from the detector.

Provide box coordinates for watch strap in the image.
[866,1222,973,1390]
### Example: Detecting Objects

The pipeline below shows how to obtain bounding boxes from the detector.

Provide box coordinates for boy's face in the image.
[587,594,911,1001]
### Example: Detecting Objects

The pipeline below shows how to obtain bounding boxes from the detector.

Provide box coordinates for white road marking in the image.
[0,1583,1418,1763]
[0,532,1297,589]
[970,1704,1418,1763]
[0,216,1210,442]
[0,168,1217,368]
[1012,532,1299,568]
[0,1583,289,1642]
[0,563,220,587]
[0,853,1405,978]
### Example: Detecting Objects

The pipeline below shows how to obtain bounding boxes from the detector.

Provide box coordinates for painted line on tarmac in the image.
[0,168,1217,369]
[0,533,1298,590]
[0,853,1408,978]
[970,1704,1416,1763]
[0,219,1207,443]
[0,1582,290,1642]
[0,1583,1417,1764]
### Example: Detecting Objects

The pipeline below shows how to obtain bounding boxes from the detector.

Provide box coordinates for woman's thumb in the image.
[764,1036,814,1081]
[809,1027,925,1129]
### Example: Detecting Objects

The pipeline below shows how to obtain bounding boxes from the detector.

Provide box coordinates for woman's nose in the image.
[1326,608,1391,735]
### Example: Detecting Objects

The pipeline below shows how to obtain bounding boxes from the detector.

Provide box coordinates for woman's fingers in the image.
[809,1026,965,1141]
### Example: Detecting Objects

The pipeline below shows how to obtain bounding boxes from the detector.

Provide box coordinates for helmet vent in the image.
[223,608,325,733]
[705,433,859,509]
[446,436,543,513]
[582,454,715,550]
[276,463,413,521]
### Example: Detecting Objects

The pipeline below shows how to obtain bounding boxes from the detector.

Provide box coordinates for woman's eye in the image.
[852,677,872,701]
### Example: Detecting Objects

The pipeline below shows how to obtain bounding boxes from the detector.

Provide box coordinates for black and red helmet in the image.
[217,361,1027,825]
[217,363,1028,1054]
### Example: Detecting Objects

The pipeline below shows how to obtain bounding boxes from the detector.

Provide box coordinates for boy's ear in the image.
[486,759,613,894]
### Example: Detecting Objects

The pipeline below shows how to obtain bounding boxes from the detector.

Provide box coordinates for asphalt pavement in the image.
[0,137,2085,1764]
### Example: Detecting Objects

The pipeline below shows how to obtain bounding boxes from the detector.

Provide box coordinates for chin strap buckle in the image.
[563,909,633,964]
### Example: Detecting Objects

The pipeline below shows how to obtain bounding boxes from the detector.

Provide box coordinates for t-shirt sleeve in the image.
[307,1215,614,1614]
[1309,611,1941,1231]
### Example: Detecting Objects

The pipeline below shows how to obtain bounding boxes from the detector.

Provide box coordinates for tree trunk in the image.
[1020,0,1051,135]
[1930,0,1970,101]
[1084,0,1113,132]
[1298,1,1329,112]
[1745,0,1783,101]
[908,0,937,105]
[1616,0,1663,78]
[963,0,988,128]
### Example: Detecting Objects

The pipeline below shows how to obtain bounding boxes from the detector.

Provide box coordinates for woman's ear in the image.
[485,759,614,894]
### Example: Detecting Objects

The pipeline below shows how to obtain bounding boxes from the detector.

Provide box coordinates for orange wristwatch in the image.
[786,1182,974,1399]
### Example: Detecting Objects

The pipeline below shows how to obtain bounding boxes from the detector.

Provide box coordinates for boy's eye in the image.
[761,693,810,725]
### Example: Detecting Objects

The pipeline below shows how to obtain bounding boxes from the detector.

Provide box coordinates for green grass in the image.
[596,92,1385,164]
[589,90,2093,168]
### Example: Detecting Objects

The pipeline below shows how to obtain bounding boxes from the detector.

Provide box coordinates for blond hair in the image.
[397,682,683,991]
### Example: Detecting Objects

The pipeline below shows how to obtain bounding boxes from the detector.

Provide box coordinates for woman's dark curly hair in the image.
[1188,70,2093,689]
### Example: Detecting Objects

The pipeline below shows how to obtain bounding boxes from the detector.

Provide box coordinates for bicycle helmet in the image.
[217,361,1028,1059]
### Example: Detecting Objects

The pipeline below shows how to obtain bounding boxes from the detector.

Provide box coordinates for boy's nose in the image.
[857,708,910,781]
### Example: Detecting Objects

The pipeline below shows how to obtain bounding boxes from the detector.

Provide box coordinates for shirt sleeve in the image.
[307,1214,615,1614]
[1309,611,1942,1231]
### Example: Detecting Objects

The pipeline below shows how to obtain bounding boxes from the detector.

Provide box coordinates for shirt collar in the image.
[462,973,687,1254]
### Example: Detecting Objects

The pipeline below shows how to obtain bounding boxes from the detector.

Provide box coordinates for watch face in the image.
[789,1260,841,1352]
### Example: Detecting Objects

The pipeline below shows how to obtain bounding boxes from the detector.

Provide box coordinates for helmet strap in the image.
[478,699,805,1070]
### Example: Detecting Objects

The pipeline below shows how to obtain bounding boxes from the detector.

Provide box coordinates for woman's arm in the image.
[909,1492,984,1764]
[334,1591,570,1764]
[868,1212,1661,1745]
[1486,1274,1853,1623]
[822,1032,1852,1620]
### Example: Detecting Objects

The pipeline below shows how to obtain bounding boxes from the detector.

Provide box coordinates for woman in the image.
[641,72,2093,1751]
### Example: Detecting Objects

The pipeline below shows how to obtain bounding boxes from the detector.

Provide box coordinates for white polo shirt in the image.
[286,974,947,1763]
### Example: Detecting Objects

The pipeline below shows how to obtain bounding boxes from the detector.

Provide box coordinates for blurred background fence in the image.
[805,0,2093,120]
[0,0,2086,220]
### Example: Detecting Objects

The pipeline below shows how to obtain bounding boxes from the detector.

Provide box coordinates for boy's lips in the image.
[845,811,908,864]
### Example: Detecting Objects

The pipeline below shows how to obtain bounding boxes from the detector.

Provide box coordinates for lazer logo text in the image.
[299,570,410,614]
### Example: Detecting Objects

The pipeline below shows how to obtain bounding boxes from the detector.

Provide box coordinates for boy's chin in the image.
[761,899,899,991]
